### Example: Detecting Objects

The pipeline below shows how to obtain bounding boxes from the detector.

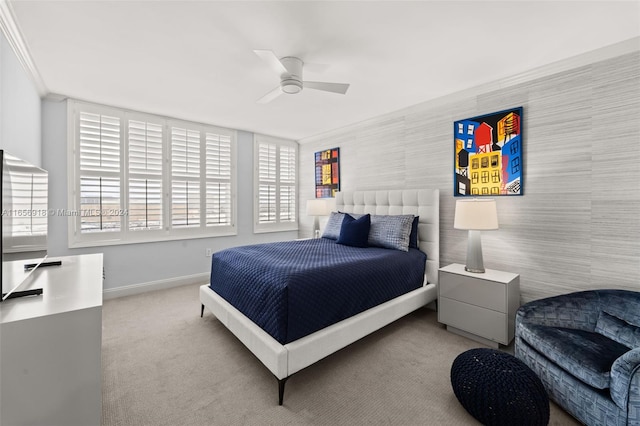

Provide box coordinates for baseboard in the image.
[103,272,209,300]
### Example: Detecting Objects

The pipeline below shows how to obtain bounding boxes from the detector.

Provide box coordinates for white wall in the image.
[0,31,40,165]
[299,41,640,303]
[42,99,297,292]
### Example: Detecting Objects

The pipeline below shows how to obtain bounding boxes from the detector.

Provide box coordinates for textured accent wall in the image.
[298,45,640,303]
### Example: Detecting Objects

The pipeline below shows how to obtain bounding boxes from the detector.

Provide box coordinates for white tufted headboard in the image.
[335,189,440,286]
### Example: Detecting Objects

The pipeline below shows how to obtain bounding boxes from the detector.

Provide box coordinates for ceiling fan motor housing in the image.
[280,56,303,94]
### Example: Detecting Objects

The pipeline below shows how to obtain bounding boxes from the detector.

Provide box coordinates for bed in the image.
[200,189,439,404]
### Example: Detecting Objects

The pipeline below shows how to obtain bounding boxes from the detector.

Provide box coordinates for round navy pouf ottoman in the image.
[451,348,549,426]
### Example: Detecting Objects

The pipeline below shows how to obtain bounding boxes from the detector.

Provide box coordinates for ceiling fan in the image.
[254,50,350,104]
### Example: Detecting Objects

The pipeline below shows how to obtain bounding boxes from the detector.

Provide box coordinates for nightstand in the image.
[438,263,520,348]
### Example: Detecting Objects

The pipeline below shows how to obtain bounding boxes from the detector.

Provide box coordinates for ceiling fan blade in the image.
[254,49,288,75]
[304,81,350,94]
[257,86,283,104]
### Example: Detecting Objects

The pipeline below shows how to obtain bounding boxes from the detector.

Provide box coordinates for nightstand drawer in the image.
[440,271,506,312]
[439,297,507,344]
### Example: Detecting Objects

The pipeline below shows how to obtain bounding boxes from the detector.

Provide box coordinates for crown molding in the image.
[0,0,47,96]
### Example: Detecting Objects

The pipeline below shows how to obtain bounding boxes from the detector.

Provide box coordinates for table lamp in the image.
[306,199,331,238]
[454,198,499,273]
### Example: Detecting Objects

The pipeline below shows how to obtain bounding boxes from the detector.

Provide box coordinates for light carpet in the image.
[101,284,580,426]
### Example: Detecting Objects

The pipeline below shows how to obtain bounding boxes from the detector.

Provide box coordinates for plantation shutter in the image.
[257,142,276,224]
[254,135,297,232]
[279,145,296,222]
[205,132,232,226]
[171,127,201,228]
[78,112,121,233]
[128,120,163,231]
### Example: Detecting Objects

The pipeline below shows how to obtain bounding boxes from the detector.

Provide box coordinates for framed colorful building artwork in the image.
[315,147,340,198]
[454,107,523,196]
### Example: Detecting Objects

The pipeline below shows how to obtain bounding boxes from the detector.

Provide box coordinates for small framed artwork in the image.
[315,147,340,198]
[453,107,523,196]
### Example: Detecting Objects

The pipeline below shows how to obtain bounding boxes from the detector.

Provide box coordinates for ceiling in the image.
[7,1,640,141]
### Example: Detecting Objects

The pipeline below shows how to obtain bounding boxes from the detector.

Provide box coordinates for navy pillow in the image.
[409,216,419,249]
[337,214,371,248]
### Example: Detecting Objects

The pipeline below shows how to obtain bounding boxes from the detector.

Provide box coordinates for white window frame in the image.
[253,134,298,233]
[67,100,237,248]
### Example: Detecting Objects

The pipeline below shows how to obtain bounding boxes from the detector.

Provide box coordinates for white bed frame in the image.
[200,189,439,404]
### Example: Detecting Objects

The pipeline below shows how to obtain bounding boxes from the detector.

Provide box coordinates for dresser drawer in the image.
[440,271,506,312]
[439,297,508,344]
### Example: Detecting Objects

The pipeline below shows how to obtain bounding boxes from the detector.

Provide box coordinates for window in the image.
[510,140,520,155]
[511,157,521,173]
[77,111,121,234]
[170,126,201,228]
[68,100,236,247]
[254,134,298,233]
[128,119,163,231]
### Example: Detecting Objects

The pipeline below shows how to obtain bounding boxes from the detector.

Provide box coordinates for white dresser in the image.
[0,254,103,426]
[438,263,520,348]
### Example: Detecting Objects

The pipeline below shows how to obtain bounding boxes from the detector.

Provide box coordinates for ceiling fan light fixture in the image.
[281,79,303,94]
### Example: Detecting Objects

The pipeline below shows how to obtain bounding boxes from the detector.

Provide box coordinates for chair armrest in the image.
[610,348,640,412]
[516,291,601,332]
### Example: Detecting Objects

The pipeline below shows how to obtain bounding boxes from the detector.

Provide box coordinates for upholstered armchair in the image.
[515,289,640,426]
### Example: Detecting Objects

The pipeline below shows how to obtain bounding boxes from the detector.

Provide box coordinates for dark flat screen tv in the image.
[0,149,49,301]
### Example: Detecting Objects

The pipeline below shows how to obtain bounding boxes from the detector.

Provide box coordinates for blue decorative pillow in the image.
[368,214,415,252]
[337,214,371,248]
[409,216,419,249]
[595,311,640,349]
[322,212,345,240]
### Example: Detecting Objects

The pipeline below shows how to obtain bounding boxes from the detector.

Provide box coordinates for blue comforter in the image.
[209,238,427,344]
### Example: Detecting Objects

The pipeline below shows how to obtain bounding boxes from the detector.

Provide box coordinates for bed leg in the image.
[200,304,205,318]
[277,377,288,406]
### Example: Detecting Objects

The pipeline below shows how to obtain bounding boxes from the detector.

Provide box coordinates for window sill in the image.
[68,228,237,249]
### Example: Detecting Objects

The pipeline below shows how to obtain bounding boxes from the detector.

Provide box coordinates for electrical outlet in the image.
[205,248,213,257]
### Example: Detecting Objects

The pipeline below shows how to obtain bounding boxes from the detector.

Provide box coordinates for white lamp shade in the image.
[454,199,499,230]
[306,199,331,216]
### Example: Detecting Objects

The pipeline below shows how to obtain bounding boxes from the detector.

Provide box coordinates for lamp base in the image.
[313,216,320,239]
[464,265,486,274]
[465,230,486,273]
